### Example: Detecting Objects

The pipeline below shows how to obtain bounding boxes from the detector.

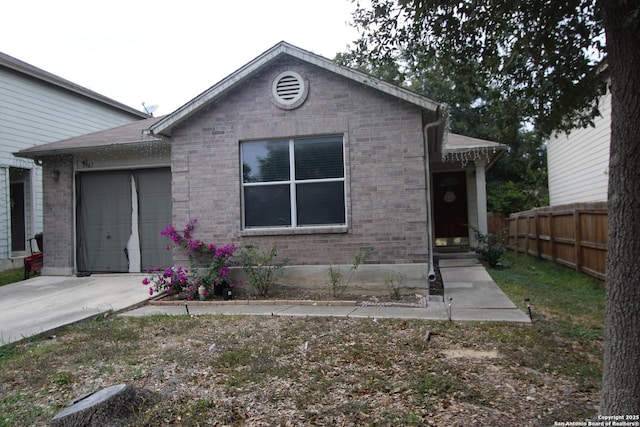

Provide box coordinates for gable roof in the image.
[0,51,148,119]
[13,42,506,164]
[150,41,444,137]
[14,116,165,159]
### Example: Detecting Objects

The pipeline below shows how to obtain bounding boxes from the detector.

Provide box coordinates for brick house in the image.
[16,42,505,287]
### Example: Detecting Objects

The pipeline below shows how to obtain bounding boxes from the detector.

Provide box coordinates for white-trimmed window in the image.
[241,135,346,229]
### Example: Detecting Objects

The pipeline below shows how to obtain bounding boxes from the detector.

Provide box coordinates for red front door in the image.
[433,171,469,246]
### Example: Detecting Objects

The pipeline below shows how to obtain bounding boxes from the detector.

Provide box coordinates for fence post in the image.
[517,214,522,253]
[574,209,583,274]
[549,212,556,263]
[512,214,519,253]
[535,210,542,259]
[524,212,531,255]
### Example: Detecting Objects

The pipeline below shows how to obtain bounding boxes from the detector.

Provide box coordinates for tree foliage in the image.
[486,131,549,214]
[338,2,562,214]
[348,0,607,138]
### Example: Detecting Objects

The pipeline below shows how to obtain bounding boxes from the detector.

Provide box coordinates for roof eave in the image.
[13,138,167,160]
[441,143,509,168]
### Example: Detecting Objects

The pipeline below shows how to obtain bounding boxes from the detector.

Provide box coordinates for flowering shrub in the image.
[143,265,192,298]
[198,243,237,297]
[160,219,213,267]
[142,220,239,300]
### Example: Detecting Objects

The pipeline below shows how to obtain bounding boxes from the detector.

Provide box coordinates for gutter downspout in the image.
[423,105,448,283]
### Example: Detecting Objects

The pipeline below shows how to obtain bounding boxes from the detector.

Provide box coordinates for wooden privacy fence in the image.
[505,202,608,280]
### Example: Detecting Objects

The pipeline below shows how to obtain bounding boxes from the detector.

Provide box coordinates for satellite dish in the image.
[142,102,159,116]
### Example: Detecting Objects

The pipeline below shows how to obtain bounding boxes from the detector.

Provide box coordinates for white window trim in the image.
[241,136,347,232]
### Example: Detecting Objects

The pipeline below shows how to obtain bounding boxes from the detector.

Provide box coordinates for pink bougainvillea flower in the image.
[183,219,197,239]
[142,277,150,285]
[160,224,176,239]
[188,240,203,252]
[148,287,154,296]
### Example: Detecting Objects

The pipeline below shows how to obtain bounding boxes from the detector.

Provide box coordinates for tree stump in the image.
[51,383,151,427]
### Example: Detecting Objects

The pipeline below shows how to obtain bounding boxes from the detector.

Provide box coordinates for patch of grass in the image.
[0,392,48,427]
[317,401,372,420]
[216,345,253,369]
[410,363,489,408]
[50,371,74,388]
[0,343,20,360]
[488,252,605,329]
[98,364,115,375]
[65,318,142,366]
[0,339,62,391]
[218,346,291,390]
[184,398,216,424]
[0,268,24,287]
[486,252,605,390]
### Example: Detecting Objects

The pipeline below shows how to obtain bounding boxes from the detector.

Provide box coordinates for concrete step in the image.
[434,251,478,260]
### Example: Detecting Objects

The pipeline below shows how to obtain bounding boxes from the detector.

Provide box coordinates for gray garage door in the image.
[76,168,172,273]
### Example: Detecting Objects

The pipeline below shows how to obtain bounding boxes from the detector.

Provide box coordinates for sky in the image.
[1,0,361,116]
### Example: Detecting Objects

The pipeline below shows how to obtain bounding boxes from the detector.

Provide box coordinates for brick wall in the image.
[170,58,430,266]
[42,155,75,274]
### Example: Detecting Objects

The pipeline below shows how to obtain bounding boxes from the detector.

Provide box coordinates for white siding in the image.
[0,71,141,164]
[0,65,145,263]
[547,91,611,205]
[0,167,8,259]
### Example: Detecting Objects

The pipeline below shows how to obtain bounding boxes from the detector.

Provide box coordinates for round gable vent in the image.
[271,71,308,110]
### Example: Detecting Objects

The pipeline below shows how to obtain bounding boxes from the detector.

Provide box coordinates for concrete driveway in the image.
[0,274,149,345]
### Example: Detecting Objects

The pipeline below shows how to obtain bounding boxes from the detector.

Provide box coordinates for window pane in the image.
[296,182,345,226]
[242,140,290,183]
[294,136,344,180]
[244,185,291,227]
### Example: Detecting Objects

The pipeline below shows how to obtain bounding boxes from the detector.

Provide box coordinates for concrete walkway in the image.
[122,258,530,324]
[0,259,530,345]
[439,258,529,322]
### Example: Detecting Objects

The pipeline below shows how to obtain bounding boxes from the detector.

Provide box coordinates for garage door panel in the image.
[77,171,132,272]
[77,168,172,273]
[136,168,172,270]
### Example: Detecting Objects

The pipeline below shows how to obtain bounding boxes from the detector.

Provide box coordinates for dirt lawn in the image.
[1,312,601,426]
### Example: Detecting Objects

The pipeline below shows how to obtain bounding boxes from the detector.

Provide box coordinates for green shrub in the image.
[472,227,506,267]
[384,272,404,300]
[328,249,371,298]
[240,244,287,297]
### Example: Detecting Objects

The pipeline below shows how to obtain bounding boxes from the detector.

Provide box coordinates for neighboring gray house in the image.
[16,42,506,285]
[547,89,611,205]
[1,52,148,271]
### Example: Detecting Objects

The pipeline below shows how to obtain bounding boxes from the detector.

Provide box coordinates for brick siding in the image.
[170,58,430,266]
[42,156,75,273]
